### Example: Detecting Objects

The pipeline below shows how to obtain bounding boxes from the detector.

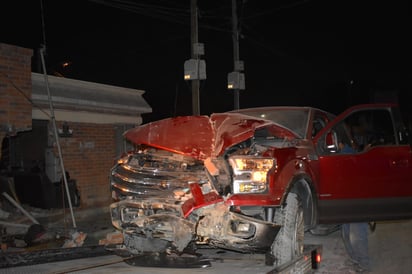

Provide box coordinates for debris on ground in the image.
[0,195,66,251]
[1,189,113,253]
[0,208,10,219]
[62,230,87,248]
[2,192,40,225]
[24,224,46,245]
[98,230,123,245]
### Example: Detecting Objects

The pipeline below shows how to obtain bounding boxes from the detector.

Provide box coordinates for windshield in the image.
[231,108,309,138]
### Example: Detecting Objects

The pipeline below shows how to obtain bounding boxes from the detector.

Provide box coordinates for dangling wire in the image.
[38,0,77,229]
[40,0,47,52]
[39,46,77,229]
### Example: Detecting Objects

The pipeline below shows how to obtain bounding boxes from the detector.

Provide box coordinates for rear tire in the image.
[271,192,304,266]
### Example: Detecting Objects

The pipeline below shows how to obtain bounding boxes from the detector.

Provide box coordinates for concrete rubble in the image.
[0,192,115,253]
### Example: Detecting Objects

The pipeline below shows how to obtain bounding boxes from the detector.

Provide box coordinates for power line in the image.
[88,0,190,25]
[243,0,311,20]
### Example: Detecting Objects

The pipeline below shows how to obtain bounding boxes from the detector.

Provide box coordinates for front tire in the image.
[271,192,304,266]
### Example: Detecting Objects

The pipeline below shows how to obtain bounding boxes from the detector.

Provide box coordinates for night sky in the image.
[2,0,410,123]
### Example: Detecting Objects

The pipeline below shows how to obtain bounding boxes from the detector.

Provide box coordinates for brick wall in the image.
[1,43,127,209]
[53,121,116,207]
[0,43,33,141]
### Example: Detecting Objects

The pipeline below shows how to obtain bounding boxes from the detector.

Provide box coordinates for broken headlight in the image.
[229,156,275,194]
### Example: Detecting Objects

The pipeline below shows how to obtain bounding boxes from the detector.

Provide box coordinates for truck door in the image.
[315,106,412,222]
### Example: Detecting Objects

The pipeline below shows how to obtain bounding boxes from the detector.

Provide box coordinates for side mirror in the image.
[398,127,410,145]
[325,131,338,152]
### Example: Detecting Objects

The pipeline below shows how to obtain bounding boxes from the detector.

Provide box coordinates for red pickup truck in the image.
[109,103,412,266]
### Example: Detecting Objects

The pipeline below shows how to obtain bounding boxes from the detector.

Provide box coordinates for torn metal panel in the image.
[123,113,296,160]
[124,116,215,160]
[195,202,281,252]
[110,197,280,254]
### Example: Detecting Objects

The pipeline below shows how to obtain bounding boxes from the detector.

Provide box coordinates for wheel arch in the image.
[286,174,318,230]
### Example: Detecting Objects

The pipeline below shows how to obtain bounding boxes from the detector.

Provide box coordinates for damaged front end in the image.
[109,114,295,255]
[110,147,280,255]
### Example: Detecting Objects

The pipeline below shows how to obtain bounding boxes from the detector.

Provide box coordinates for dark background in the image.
[2,0,410,123]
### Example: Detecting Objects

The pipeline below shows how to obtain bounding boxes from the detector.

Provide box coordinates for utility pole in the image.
[228,0,244,110]
[191,0,200,115]
[232,0,240,110]
[184,0,205,114]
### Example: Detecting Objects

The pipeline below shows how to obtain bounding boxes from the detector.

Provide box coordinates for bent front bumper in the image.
[110,198,281,254]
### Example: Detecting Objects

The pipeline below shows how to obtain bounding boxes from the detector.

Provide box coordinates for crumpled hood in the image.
[124,113,297,160]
